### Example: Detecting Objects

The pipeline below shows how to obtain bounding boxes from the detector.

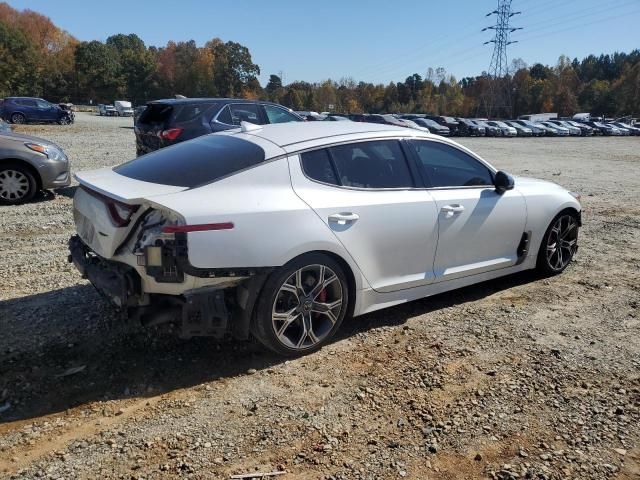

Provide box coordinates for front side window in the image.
[410,140,493,188]
[35,99,50,109]
[264,105,301,124]
[329,140,414,189]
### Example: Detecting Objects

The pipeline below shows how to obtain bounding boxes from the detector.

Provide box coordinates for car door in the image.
[35,99,56,121]
[408,139,526,281]
[289,139,440,293]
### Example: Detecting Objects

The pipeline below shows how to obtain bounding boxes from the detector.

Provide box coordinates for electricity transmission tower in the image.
[479,0,522,118]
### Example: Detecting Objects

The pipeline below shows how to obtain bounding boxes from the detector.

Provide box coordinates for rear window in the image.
[114,135,266,188]
[138,104,173,125]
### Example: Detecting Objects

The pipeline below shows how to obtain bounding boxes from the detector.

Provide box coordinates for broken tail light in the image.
[159,128,184,141]
[80,186,140,227]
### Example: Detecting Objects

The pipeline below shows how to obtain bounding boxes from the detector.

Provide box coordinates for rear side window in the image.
[330,140,414,189]
[114,135,265,188]
[300,149,338,185]
[172,103,216,123]
[410,140,493,188]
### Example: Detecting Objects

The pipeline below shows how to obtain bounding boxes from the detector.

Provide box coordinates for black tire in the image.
[58,115,71,125]
[536,210,579,275]
[10,112,26,125]
[252,253,350,356]
[0,162,37,205]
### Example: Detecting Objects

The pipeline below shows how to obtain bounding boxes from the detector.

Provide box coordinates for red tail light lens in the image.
[159,128,184,140]
[162,222,234,234]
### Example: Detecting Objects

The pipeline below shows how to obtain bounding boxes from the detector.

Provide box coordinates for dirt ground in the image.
[0,113,639,479]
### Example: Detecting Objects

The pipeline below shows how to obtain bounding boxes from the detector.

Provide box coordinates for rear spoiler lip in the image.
[74,168,188,204]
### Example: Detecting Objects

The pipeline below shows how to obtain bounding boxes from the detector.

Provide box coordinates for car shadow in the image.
[0,271,540,423]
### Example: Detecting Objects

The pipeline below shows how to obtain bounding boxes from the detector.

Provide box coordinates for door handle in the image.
[441,204,465,218]
[328,212,359,225]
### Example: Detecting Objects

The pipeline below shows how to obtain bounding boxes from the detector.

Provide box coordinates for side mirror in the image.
[494,170,515,193]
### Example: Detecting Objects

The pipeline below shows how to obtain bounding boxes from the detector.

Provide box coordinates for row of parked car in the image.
[296,112,640,137]
[0,97,75,125]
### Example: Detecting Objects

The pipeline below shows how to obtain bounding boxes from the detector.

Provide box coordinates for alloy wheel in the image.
[0,169,30,201]
[11,113,25,124]
[272,264,343,350]
[546,214,578,271]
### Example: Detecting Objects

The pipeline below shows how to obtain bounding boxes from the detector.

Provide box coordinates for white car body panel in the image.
[71,122,581,321]
[288,153,439,293]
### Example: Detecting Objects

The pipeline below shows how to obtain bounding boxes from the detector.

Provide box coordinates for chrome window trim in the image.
[294,136,498,193]
[211,103,262,128]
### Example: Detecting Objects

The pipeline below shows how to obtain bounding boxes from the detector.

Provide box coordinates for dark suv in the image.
[1,97,73,125]
[134,98,304,155]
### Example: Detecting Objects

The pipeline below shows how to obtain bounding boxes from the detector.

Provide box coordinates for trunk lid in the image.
[74,168,186,258]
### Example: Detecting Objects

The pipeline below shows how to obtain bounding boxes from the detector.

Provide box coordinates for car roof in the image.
[148,98,285,106]
[216,121,440,156]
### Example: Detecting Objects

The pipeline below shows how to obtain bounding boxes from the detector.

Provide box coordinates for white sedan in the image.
[69,122,581,355]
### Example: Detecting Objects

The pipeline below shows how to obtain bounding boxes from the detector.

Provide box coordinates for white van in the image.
[114,100,134,117]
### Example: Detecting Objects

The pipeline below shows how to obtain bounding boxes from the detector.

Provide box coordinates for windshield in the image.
[114,135,266,188]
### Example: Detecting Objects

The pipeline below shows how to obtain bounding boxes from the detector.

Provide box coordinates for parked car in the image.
[486,121,517,137]
[69,121,581,355]
[134,98,304,155]
[611,121,640,135]
[585,121,617,136]
[323,114,350,121]
[548,120,581,136]
[1,97,73,125]
[0,131,70,204]
[115,101,134,117]
[394,118,432,134]
[504,121,534,137]
[424,115,460,135]
[471,119,501,137]
[562,120,594,136]
[99,104,118,116]
[606,123,629,136]
[455,118,486,136]
[539,122,570,136]
[511,119,554,136]
[362,114,406,127]
[346,114,369,122]
[411,118,450,136]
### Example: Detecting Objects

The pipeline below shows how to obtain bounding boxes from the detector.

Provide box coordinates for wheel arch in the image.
[0,158,42,190]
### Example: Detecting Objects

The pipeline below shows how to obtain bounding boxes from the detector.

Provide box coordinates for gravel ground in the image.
[0,112,639,479]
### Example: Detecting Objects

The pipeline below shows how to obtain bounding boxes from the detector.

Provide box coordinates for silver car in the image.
[0,132,70,204]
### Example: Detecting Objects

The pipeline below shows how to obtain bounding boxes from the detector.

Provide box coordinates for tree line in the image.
[1,2,638,118]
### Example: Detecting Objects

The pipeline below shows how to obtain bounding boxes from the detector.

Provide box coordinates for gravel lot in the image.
[0,112,639,479]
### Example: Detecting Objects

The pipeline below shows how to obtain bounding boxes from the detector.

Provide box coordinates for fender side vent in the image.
[516,231,532,265]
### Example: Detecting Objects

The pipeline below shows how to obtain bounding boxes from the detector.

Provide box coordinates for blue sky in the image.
[8,0,640,85]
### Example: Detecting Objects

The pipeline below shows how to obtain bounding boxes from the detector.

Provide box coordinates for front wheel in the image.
[0,163,37,204]
[537,211,579,275]
[252,254,349,356]
[58,115,71,125]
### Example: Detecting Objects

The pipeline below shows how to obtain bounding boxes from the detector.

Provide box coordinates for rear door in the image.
[289,139,440,293]
[408,139,526,281]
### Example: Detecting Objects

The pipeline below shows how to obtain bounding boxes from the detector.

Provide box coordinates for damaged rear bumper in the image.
[68,235,267,340]
[68,234,141,309]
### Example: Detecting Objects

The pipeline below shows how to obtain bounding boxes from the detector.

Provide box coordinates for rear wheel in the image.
[0,163,37,204]
[10,113,26,125]
[252,253,349,356]
[537,211,579,275]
